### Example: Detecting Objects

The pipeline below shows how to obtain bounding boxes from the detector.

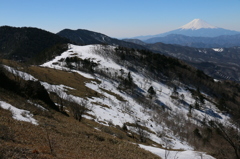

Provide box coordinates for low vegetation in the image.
[1,43,240,159]
[0,107,160,159]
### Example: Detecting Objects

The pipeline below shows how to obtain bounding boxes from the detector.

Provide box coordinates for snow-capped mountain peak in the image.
[180,19,218,30]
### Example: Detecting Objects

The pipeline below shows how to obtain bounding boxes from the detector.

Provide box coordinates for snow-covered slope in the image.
[0,101,38,125]
[2,43,234,158]
[39,44,235,158]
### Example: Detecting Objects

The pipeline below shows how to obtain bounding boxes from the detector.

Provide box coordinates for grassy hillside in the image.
[1,43,240,158]
[0,61,161,159]
[0,105,160,159]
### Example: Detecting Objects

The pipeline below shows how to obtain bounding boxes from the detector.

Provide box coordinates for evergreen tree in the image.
[197,87,205,104]
[189,104,193,115]
[128,72,133,85]
[148,86,156,95]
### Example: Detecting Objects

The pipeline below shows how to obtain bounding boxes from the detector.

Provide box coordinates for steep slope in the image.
[0,60,161,159]
[40,44,240,158]
[0,26,70,63]
[1,44,240,158]
[57,29,146,49]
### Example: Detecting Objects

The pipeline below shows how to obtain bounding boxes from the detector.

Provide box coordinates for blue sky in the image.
[1,0,240,38]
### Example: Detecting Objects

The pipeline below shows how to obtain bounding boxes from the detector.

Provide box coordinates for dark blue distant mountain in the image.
[156,27,239,38]
[144,34,240,48]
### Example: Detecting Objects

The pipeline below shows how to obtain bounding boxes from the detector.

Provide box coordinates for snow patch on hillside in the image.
[0,42,228,158]
[3,65,37,81]
[27,100,48,111]
[40,44,231,158]
[0,101,38,125]
[41,44,121,70]
[212,48,224,52]
[139,144,215,159]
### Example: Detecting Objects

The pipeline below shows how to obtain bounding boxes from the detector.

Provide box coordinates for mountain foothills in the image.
[144,34,240,48]
[0,26,70,63]
[57,29,145,50]
[0,26,240,159]
[124,39,240,82]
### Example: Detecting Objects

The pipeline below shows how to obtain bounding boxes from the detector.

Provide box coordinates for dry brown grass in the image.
[0,59,100,99]
[28,66,102,98]
[99,88,126,102]
[0,61,162,158]
[0,105,161,159]
[1,59,22,68]
[91,102,111,109]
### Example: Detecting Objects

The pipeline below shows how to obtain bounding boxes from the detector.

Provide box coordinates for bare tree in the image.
[49,86,67,112]
[165,149,170,159]
[163,138,171,159]
[133,118,149,143]
[174,151,179,159]
[42,124,55,156]
[69,99,92,122]
[213,121,240,159]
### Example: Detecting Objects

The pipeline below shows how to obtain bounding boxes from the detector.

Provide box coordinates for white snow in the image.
[41,44,122,71]
[39,44,231,159]
[42,45,231,150]
[3,65,37,81]
[0,100,38,125]
[72,70,95,79]
[139,144,215,159]
[27,100,48,111]
[212,48,224,52]
[180,19,217,30]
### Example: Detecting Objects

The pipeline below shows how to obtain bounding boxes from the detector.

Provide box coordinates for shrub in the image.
[69,99,92,122]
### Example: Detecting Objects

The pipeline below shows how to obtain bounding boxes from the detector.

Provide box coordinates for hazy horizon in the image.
[1,0,240,38]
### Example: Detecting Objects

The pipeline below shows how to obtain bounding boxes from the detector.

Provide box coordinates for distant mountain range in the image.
[132,19,240,41]
[139,34,240,48]
[129,19,240,48]
[123,38,240,81]
[1,25,240,82]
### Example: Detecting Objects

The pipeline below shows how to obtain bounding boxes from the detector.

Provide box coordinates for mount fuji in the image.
[180,19,217,30]
[133,19,240,41]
